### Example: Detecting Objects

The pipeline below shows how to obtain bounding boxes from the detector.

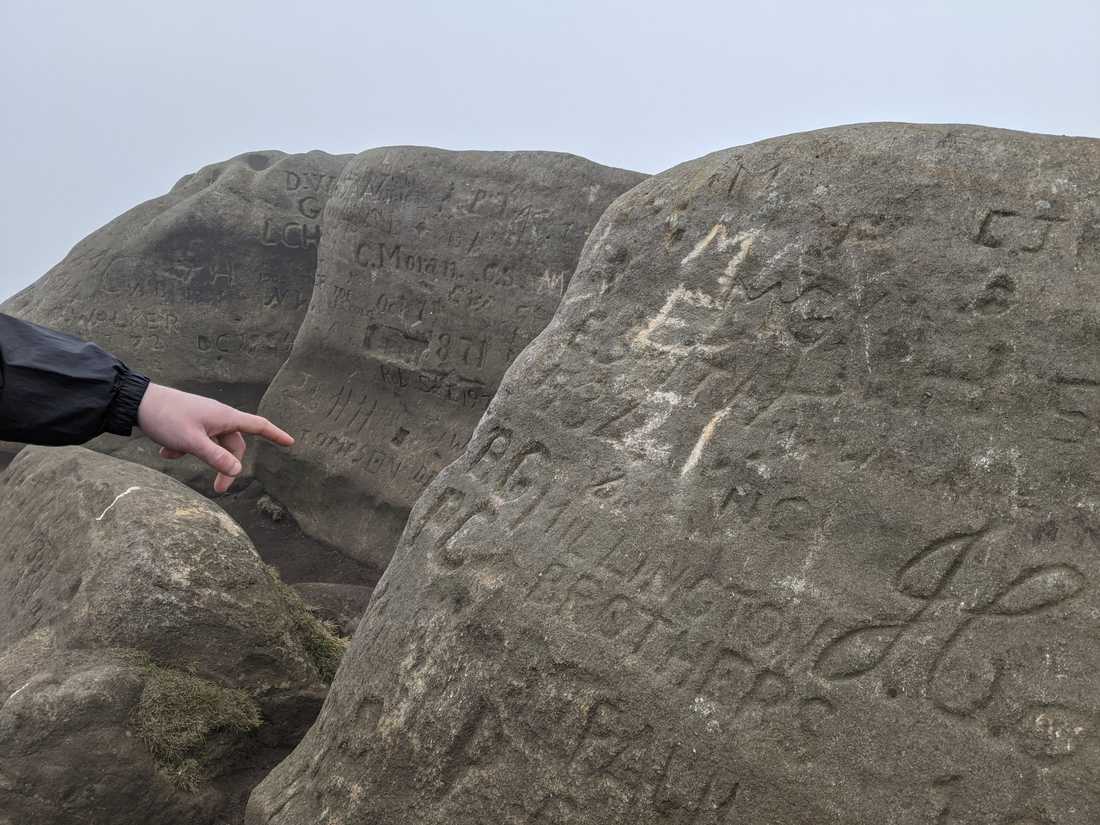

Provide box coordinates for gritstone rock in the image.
[291,583,375,637]
[0,150,350,485]
[255,148,644,571]
[247,124,1100,825]
[0,446,346,825]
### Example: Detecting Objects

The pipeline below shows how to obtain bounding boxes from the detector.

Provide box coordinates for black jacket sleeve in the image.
[0,312,151,445]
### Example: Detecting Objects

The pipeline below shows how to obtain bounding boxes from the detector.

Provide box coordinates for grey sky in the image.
[1,0,1097,300]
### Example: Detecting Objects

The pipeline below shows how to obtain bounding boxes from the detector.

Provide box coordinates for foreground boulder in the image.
[254,148,645,571]
[0,446,345,825]
[248,124,1100,825]
[1,149,350,485]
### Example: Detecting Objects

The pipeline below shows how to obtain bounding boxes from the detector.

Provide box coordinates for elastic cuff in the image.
[105,367,151,437]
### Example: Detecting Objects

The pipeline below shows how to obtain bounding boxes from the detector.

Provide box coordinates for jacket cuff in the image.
[104,367,151,437]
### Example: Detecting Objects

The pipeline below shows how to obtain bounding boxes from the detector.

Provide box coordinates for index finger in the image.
[234,412,295,446]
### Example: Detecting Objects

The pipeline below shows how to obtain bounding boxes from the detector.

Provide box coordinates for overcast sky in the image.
[1,0,1097,300]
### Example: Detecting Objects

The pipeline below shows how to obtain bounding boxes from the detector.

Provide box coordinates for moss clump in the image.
[132,664,262,790]
[264,565,349,683]
[300,620,349,683]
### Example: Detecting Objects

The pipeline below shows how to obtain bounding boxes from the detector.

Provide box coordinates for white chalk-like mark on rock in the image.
[681,224,762,298]
[641,228,762,359]
[691,695,721,733]
[680,223,760,271]
[718,228,760,294]
[777,574,825,602]
[7,682,31,702]
[619,391,686,465]
[681,223,726,266]
[214,509,247,538]
[680,407,732,477]
[632,286,729,357]
[96,486,141,521]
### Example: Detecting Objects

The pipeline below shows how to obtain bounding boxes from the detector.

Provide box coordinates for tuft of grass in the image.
[132,664,262,790]
[264,565,349,683]
[301,621,349,683]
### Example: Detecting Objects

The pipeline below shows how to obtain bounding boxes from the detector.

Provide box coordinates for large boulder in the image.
[247,124,1100,825]
[0,446,345,825]
[1,149,350,485]
[255,148,644,571]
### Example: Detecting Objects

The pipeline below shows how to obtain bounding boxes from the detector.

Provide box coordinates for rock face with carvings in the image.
[255,148,644,571]
[247,124,1100,825]
[1,150,350,483]
[0,446,345,825]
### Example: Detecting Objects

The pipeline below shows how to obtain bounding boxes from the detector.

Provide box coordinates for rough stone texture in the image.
[248,124,1100,825]
[0,446,343,825]
[254,148,644,571]
[1,149,350,485]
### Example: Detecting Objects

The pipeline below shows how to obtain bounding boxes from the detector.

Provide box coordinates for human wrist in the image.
[106,368,152,436]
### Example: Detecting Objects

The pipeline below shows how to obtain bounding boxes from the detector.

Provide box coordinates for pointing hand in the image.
[136,382,294,493]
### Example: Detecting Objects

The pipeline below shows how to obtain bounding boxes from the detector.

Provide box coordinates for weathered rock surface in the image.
[248,124,1100,825]
[0,446,345,825]
[291,583,374,637]
[255,148,644,571]
[1,149,350,485]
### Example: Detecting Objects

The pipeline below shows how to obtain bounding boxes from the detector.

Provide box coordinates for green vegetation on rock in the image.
[264,565,349,683]
[132,663,262,790]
